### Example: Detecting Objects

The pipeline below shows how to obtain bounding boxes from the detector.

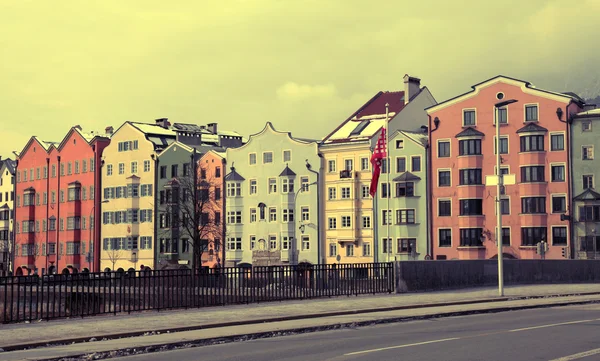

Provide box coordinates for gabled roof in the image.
[574,188,600,201]
[426,75,583,114]
[279,164,296,177]
[225,167,245,181]
[56,126,110,152]
[390,130,428,148]
[0,158,16,175]
[516,123,548,134]
[455,127,485,138]
[18,136,60,159]
[230,122,316,153]
[393,171,421,182]
[322,91,407,143]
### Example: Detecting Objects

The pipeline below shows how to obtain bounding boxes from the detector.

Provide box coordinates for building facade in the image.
[14,127,109,275]
[225,122,323,266]
[571,107,600,258]
[155,123,241,270]
[377,130,429,262]
[0,158,16,274]
[320,74,436,264]
[427,76,584,260]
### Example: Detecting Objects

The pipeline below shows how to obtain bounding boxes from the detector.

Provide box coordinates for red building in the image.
[14,126,110,275]
[427,76,583,260]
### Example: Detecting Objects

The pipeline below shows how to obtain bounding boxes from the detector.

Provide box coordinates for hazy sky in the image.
[2,0,599,158]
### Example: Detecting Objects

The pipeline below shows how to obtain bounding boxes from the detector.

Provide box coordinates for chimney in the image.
[403,74,422,105]
[155,118,170,129]
[207,122,218,134]
[105,126,114,135]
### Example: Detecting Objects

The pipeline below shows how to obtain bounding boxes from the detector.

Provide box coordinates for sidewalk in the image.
[1,284,600,350]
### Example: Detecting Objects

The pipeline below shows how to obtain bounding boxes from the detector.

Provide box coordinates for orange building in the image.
[427,76,584,260]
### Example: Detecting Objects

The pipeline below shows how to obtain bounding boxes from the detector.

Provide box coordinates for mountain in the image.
[586,96,600,106]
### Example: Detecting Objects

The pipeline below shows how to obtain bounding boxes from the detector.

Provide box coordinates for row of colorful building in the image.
[2,74,600,275]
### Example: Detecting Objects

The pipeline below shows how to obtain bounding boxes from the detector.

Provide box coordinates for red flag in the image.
[370,127,387,197]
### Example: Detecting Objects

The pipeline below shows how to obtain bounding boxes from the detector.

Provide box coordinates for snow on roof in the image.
[130,122,177,136]
[218,130,242,137]
[401,131,428,147]
[576,108,600,117]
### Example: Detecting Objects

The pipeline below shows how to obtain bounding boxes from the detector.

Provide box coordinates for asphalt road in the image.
[111,304,600,361]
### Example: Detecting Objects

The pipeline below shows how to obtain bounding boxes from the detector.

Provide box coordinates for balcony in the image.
[339,170,353,179]
[457,155,483,169]
[519,151,546,166]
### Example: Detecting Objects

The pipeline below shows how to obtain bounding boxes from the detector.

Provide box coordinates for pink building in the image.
[427,76,583,260]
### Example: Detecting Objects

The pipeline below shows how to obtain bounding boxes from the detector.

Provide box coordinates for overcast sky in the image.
[2,0,599,157]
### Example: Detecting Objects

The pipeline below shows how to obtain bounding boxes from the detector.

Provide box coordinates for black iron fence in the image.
[0,262,394,324]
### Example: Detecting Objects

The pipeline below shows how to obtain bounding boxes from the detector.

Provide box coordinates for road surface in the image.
[111,303,600,361]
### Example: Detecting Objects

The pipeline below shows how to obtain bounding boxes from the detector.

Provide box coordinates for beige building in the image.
[100,120,176,271]
[0,158,16,274]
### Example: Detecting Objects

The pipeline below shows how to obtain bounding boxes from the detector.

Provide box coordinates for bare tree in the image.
[158,161,224,271]
[106,248,123,271]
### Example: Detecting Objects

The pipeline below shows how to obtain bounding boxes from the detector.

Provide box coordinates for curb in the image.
[35,296,600,361]
[4,291,600,352]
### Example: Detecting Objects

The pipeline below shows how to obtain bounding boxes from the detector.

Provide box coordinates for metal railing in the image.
[0,262,394,324]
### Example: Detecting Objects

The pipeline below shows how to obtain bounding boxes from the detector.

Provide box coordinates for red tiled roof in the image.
[352,91,405,120]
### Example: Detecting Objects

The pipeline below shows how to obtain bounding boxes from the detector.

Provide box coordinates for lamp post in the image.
[90,199,109,272]
[494,99,518,297]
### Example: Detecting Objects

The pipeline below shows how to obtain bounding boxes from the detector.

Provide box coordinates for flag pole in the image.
[385,103,390,263]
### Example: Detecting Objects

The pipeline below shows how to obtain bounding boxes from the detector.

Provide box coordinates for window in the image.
[362,242,371,256]
[328,187,336,200]
[269,235,277,250]
[301,206,309,221]
[362,216,371,228]
[438,170,451,187]
[381,182,390,198]
[227,237,242,250]
[525,105,538,121]
[494,136,509,154]
[341,216,351,228]
[282,209,294,222]
[345,244,354,257]
[579,205,600,222]
[521,166,545,183]
[249,153,257,165]
[300,177,310,192]
[438,141,450,157]
[396,209,416,224]
[552,195,566,213]
[329,243,337,257]
[268,178,277,193]
[395,182,414,197]
[281,178,294,193]
[582,121,592,132]
[459,199,483,216]
[396,139,404,149]
[397,238,416,253]
[160,166,167,178]
[583,146,594,160]
[215,167,220,178]
[131,161,138,174]
[328,160,336,173]
[396,157,406,173]
[496,107,507,124]
[283,150,291,162]
[227,182,241,197]
[344,159,353,171]
[438,200,451,216]
[67,162,72,175]
[463,110,476,126]
[250,208,257,223]
[263,152,273,164]
[550,134,565,151]
[249,180,257,195]
[583,175,594,189]
[382,238,393,254]
[226,211,242,224]
[439,229,452,247]
[552,227,568,245]
[381,210,392,225]
[361,158,369,171]
[460,228,483,247]
[302,236,310,251]
[520,135,544,152]
[459,169,482,185]
[144,160,151,172]
[51,165,56,178]
[341,187,351,199]
[551,165,565,182]
[521,197,546,214]
[171,164,178,177]
[106,164,113,176]
[459,139,482,155]
[411,156,421,172]
[67,216,81,230]
[328,217,337,229]
[68,187,81,201]
[500,198,510,215]
[499,228,511,246]
[118,163,125,175]
[362,185,370,198]
[269,207,277,222]
[521,227,547,246]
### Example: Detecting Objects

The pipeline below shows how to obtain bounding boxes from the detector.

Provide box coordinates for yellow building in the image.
[0,158,16,274]
[100,120,176,271]
[320,75,436,264]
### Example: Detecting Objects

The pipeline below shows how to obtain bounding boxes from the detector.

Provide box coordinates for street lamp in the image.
[494,99,518,297]
[90,199,109,272]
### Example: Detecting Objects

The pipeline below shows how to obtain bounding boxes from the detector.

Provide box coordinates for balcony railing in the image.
[339,170,353,179]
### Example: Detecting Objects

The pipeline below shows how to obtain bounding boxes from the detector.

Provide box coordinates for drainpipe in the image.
[306,157,321,264]
[152,154,159,270]
[373,148,379,263]
[428,115,440,260]
[424,142,430,259]
[11,159,18,275]
[45,157,50,272]
[191,149,198,271]
[559,101,575,259]
[221,157,226,268]
[56,155,61,273]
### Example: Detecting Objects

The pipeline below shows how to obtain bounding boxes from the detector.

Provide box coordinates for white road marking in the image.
[509,319,596,332]
[343,337,460,356]
[549,347,600,361]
